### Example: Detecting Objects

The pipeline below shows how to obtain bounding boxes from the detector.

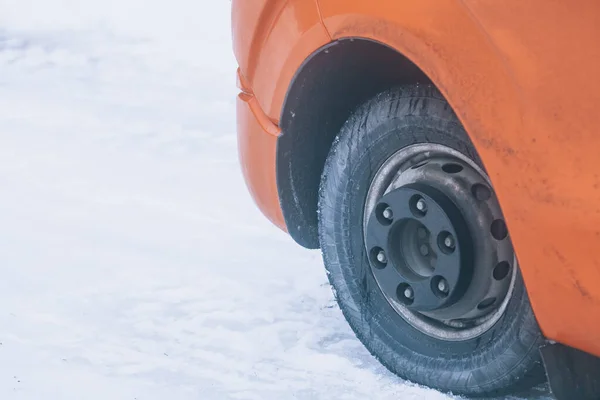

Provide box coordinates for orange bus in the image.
[231,2,600,398]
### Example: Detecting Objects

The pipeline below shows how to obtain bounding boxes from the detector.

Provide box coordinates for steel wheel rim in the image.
[363,143,517,341]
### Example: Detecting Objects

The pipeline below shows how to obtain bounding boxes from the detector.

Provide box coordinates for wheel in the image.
[318,85,546,397]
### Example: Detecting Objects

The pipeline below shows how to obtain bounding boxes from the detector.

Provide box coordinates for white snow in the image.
[0,1,550,399]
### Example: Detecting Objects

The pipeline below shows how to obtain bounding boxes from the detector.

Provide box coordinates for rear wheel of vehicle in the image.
[317,85,546,398]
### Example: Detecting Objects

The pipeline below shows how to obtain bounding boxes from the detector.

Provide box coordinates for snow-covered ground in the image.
[0,1,553,399]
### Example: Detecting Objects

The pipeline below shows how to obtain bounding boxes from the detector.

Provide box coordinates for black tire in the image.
[317,84,546,398]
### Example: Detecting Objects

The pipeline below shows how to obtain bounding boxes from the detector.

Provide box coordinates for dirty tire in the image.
[317,85,546,398]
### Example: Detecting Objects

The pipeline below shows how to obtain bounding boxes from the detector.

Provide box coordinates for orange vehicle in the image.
[231,1,600,399]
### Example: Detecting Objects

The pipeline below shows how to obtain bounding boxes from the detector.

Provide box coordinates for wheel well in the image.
[277,38,431,249]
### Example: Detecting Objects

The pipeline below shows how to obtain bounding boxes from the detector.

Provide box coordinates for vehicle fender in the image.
[232,0,331,123]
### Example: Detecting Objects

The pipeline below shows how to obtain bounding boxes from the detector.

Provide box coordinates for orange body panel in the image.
[232,0,600,357]
[232,0,330,123]
[236,89,286,231]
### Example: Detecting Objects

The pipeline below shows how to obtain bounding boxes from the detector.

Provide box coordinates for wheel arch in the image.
[276,3,526,249]
[277,38,432,249]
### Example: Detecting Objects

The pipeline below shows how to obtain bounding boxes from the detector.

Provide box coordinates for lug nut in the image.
[419,245,429,256]
[444,235,455,249]
[376,250,387,264]
[437,279,449,293]
[416,199,427,212]
[404,287,414,300]
[382,207,393,220]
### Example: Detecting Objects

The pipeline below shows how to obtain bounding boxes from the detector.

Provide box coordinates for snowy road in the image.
[0,1,553,399]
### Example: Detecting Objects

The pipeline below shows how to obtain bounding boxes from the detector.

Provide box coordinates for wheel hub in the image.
[363,144,516,340]
[366,185,474,316]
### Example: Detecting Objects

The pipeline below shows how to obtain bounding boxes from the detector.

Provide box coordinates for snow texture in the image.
[0,1,553,399]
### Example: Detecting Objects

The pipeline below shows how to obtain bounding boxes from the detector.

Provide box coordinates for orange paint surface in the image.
[232,0,600,357]
[232,0,330,123]
[236,90,286,231]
